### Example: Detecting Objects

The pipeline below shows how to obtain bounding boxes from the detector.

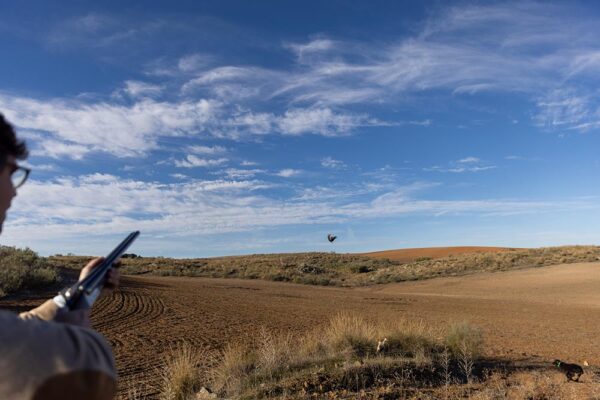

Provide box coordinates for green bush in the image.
[0,246,60,297]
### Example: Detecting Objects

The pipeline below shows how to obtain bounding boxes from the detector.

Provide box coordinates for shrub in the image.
[27,267,59,289]
[0,247,59,297]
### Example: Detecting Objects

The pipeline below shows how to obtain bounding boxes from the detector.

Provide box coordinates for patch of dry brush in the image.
[154,314,600,399]
[0,246,59,297]
[50,245,600,288]
[165,313,486,399]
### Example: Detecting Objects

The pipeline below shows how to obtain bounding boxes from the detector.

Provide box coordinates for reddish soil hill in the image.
[360,246,514,262]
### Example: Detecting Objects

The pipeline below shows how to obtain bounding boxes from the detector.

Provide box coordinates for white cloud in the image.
[31,140,90,160]
[5,175,596,251]
[174,155,228,168]
[178,53,213,72]
[0,95,218,158]
[188,145,227,154]
[0,90,381,156]
[226,112,273,135]
[37,3,600,135]
[277,108,376,136]
[120,80,163,98]
[321,157,346,169]
[535,89,595,130]
[181,66,279,96]
[23,163,57,172]
[286,38,336,62]
[425,157,496,173]
[220,168,266,179]
[276,169,302,178]
[409,119,432,127]
[447,166,496,173]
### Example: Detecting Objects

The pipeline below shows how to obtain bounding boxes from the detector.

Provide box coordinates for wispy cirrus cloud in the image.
[174,155,228,168]
[458,157,480,164]
[116,80,164,99]
[285,38,336,63]
[28,2,600,140]
[188,145,227,154]
[170,3,600,131]
[0,95,218,158]
[321,156,347,169]
[0,92,382,159]
[219,168,266,179]
[425,157,496,173]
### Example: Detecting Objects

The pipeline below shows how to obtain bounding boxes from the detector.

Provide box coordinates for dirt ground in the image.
[3,261,600,398]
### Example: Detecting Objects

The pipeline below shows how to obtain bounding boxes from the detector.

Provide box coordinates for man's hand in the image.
[78,257,121,293]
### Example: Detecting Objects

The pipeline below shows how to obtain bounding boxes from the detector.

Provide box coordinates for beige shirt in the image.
[0,300,116,400]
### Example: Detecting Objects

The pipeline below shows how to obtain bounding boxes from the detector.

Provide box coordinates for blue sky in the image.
[2,1,600,257]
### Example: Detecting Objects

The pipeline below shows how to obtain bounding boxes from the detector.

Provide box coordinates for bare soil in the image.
[3,261,600,398]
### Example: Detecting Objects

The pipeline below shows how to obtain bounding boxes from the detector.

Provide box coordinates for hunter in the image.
[0,113,119,399]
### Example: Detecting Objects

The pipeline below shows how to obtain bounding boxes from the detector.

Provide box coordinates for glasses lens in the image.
[11,168,26,188]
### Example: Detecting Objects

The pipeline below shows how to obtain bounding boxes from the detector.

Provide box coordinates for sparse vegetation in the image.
[0,246,59,297]
[189,313,475,399]
[151,313,600,399]
[49,245,600,288]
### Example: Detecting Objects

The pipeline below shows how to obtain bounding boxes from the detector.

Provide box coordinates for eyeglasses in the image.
[7,162,31,189]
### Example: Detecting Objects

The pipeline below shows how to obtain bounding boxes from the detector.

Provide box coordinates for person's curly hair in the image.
[0,114,28,166]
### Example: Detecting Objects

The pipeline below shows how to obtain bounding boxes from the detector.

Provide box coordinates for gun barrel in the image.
[81,231,139,291]
[61,231,140,309]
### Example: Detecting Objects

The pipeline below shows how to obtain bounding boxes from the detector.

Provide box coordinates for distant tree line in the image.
[121,253,142,259]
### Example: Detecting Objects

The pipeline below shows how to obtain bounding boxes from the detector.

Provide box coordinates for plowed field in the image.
[3,262,600,398]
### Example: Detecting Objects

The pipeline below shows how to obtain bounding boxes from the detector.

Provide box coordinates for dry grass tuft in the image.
[325,313,378,357]
[158,343,205,400]
[445,322,483,359]
[210,342,256,396]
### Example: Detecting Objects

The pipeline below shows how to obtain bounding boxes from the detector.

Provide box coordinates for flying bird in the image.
[327,234,337,243]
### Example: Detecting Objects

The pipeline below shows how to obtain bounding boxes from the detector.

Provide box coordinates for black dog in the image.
[553,359,584,382]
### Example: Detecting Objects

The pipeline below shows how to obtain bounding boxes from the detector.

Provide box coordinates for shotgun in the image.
[54,231,140,310]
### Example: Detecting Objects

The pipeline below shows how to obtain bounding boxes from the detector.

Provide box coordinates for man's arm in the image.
[19,257,120,326]
[0,258,121,399]
[0,312,117,400]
